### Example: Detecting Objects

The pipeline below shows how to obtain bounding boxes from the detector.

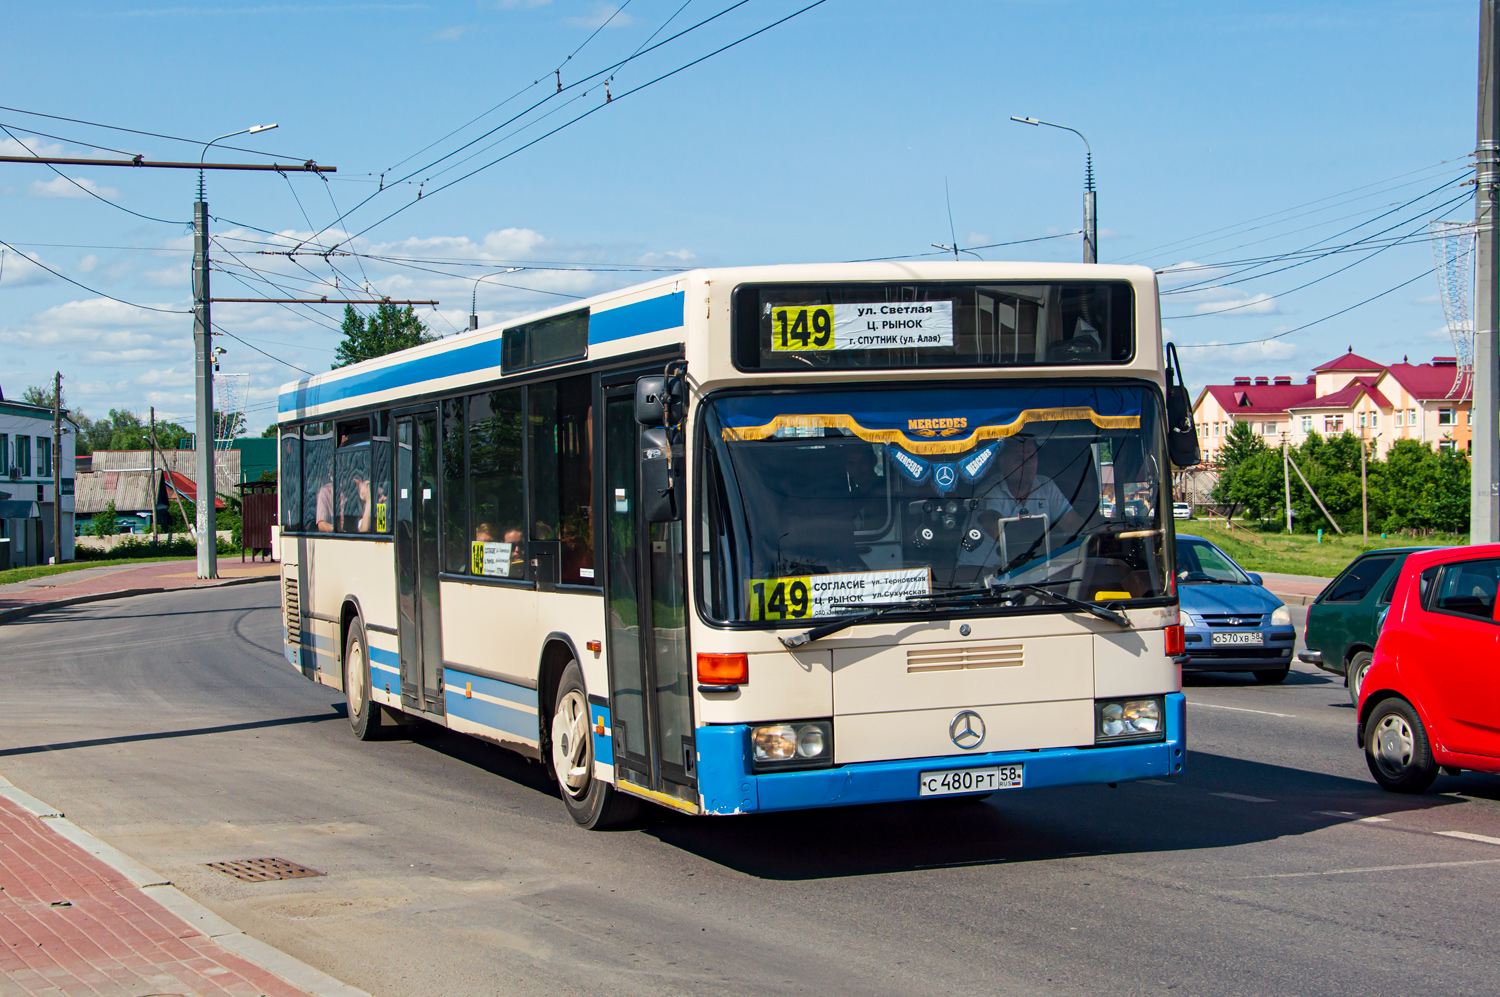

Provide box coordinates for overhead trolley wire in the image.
[0,103,313,161]
[0,237,188,314]
[1173,268,1437,351]
[0,123,188,226]
[335,0,834,248]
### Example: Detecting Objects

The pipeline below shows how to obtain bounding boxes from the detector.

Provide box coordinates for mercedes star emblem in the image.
[949,710,986,750]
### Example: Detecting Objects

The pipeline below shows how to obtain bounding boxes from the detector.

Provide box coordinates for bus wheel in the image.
[344,619,381,741]
[550,660,639,830]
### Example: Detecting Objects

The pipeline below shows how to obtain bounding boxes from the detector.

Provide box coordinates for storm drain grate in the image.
[205,857,325,882]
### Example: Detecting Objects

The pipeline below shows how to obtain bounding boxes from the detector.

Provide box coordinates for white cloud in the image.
[28,176,121,200]
[0,136,65,158]
[564,3,633,29]
[426,24,469,40]
[78,254,98,273]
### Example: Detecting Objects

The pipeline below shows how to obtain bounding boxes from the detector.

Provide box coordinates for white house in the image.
[0,394,77,567]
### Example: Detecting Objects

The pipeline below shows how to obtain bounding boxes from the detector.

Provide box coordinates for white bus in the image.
[277,262,1198,828]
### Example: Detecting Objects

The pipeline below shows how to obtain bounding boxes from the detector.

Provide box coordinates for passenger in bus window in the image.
[315,478,335,532]
[475,522,496,543]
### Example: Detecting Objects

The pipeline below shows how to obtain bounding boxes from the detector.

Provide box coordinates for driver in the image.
[956,434,1080,568]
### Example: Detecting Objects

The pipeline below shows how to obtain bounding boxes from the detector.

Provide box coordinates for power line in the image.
[0,123,188,226]
[336,0,834,247]
[212,323,314,375]
[1173,268,1436,350]
[0,103,314,161]
[0,238,189,313]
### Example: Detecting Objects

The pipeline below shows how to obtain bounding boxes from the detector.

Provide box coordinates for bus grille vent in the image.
[284,576,300,645]
[907,643,1024,673]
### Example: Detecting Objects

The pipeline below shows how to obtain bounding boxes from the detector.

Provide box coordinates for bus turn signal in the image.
[697,653,748,686]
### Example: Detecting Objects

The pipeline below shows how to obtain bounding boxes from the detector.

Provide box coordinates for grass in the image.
[1175,519,1467,578]
[0,556,192,588]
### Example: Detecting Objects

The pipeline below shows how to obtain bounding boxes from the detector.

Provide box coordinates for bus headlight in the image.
[751,721,833,771]
[1095,697,1165,744]
[1271,605,1292,626]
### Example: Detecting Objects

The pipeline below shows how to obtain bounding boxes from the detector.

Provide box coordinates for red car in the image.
[1358,543,1500,793]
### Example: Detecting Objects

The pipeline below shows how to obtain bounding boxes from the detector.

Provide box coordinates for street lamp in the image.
[190,122,277,580]
[1010,116,1096,264]
[469,268,526,330]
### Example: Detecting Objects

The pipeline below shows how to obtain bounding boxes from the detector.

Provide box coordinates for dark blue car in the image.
[1176,535,1296,683]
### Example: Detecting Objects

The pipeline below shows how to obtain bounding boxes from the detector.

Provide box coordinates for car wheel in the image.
[344,619,381,741]
[1347,651,1374,707]
[550,660,641,830]
[1364,698,1438,793]
[1253,666,1290,684]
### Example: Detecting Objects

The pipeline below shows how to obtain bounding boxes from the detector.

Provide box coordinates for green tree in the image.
[1209,421,1268,516]
[1380,440,1470,534]
[261,422,279,438]
[90,500,119,537]
[332,302,437,369]
[20,383,64,409]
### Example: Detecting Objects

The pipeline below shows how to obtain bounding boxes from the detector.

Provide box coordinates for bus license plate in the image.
[1211,632,1263,646]
[919,764,1023,797]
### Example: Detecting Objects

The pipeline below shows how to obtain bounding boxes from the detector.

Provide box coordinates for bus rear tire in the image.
[344,619,381,741]
[550,660,640,830]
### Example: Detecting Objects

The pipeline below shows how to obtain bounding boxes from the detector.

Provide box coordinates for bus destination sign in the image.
[770,302,954,352]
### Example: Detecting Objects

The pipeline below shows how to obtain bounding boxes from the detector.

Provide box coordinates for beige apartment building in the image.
[1192,349,1474,464]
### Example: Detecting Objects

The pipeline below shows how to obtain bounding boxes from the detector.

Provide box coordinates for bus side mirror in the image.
[635,376,684,426]
[640,426,682,523]
[1164,342,1201,468]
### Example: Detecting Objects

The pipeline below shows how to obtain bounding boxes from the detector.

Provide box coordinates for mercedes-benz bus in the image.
[276,262,1196,828]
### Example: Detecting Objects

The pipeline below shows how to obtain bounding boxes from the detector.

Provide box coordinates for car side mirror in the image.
[1247,572,1263,586]
[640,426,682,523]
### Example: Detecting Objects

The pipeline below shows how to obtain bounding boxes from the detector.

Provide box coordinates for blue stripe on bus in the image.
[695,693,1187,815]
[278,291,684,416]
[369,645,400,673]
[442,668,540,742]
[590,703,613,767]
[588,291,684,345]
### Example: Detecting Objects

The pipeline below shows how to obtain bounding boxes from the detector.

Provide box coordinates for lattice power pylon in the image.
[1429,220,1476,399]
[213,372,249,450]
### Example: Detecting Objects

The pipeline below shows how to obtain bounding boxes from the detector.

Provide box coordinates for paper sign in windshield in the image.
[770,302,954,352]
[746,567,932,621]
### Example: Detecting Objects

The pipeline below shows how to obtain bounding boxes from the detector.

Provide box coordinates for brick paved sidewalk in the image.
[0,559,277,620]
[0,795,309,996]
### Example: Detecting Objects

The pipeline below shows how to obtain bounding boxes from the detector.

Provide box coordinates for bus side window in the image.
[469,388,527,579]
[442,398,469,572]
[280,428,302,532]
[302,421,335,533]
[371,412,392,534]
[529,375,595,586]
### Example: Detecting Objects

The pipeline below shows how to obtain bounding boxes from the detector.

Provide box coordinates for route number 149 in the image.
[771,305,835,352]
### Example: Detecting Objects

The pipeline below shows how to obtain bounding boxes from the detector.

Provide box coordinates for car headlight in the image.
[1182,610,1203,627]
[1095,697,1165,744]
[1271,605,1292,627]
[751,721,833,771]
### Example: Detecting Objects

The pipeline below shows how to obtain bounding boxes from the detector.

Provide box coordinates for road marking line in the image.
[1255,858,1500,879]
[1359,816,1392,823]
[1191,702,1295,719]
[1212,792,1274,803]
[1139,779,1175,786]
[1313,810,1392,822]
[1436,830,1500,846]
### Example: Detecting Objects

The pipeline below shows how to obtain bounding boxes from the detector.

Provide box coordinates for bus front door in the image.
[395,413,445,715]
[603,390,696,809]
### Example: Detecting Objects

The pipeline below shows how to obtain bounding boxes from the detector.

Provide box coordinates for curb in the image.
[0,773,371,997]
[0,572,277,625]
[1266,589,1321,607]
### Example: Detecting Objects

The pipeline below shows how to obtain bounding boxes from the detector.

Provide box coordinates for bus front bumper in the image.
[694,693,1186,815]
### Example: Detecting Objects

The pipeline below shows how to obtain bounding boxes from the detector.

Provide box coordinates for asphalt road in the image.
[5,586,1500,996]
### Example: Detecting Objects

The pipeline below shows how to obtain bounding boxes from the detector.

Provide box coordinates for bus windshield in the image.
[699,383,1170,624]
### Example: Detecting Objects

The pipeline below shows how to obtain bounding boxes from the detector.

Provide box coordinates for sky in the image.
[0,0,1481,435]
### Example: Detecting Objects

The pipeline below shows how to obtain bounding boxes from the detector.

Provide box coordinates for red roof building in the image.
[1192,349,1472,464]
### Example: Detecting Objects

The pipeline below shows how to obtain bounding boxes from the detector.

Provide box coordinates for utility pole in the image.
[1476,0,1500,542]
[1010,116,1097,263]
[51,372,62,566]
[193,188,217,579]
[149,407,158,548]
[1283,440,1294,534]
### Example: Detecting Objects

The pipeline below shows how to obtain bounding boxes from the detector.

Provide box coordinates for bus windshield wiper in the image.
[780,601,931,648]
[780,580,1129,648]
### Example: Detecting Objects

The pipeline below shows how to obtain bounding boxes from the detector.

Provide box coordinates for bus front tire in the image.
[344,619,381,741]
[550,660,639,830]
